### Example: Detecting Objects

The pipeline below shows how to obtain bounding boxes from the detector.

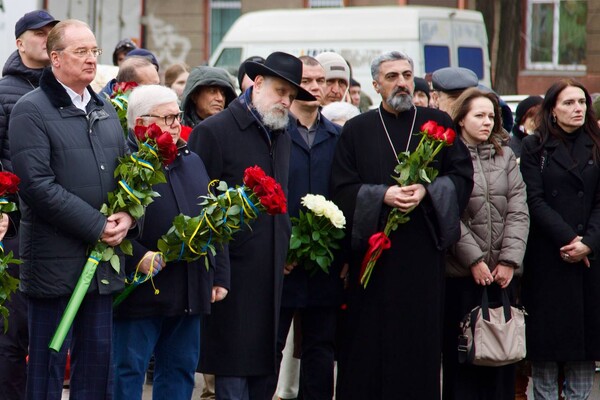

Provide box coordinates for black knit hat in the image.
[515,96,543,127]
[413,77,430,101]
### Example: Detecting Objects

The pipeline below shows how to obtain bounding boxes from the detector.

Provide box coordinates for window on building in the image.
[309,0,344,7]
[210,0,241,54]
[526,0,586,71]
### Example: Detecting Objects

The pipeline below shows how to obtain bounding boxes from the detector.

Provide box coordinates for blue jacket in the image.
[10,67,129,298]
[114,141,230,318]
[282,112,344,308]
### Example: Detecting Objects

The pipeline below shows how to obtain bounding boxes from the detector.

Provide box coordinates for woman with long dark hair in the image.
[520,79,600,399]
[442,88,529,399]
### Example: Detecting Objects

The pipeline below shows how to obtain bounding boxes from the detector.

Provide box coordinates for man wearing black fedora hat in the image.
[188,51,315,400]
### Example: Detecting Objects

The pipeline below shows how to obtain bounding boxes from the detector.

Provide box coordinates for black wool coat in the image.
[188,93,291,376]
[520,130,600,361]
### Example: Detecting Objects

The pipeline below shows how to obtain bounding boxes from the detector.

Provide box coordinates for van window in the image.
[458,47,484,79]
[423,45,450,74]
[214,47,242,75]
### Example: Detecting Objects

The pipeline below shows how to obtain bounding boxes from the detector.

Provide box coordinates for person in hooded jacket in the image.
[0,9,58,399]
[179,66,236,141]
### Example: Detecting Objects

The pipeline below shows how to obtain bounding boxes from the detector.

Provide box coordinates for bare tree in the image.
[476,0,520,94]
[495,0,521,94]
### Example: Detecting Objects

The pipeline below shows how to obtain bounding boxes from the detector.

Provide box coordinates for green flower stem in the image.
[49,249,103,352]
[112,281,137,308]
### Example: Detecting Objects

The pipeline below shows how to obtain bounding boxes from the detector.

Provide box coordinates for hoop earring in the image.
[552,114,557,124]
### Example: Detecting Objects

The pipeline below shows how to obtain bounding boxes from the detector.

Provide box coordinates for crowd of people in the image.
[2,8,600,400]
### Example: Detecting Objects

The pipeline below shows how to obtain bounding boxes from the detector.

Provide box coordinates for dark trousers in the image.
[0,288,28,400]
[215,375,271,400]
[268,306,337,400]
[26,292,114,400]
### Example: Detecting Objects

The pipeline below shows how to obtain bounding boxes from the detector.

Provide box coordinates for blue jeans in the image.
[531,361,595,400]
[113,315,201,400]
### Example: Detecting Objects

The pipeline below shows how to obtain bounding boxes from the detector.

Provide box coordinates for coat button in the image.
[578,191,584,198]
[551,190,558,197]
[100,279,109,285]
[577,224,584,231]
[589,160,594,165]
[100,164,105,170]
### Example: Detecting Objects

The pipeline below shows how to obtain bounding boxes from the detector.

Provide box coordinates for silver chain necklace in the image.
[378,106,418,165]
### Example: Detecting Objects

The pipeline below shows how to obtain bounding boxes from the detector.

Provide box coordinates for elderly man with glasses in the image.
[112,84,229,400]
[9,19,135,399]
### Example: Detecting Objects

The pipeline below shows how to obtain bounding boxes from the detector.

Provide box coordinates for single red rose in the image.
[243,166,267,190]
[257,181,286,215]
[156,132,178,166]
[0,172,19,196]
[133,125,147,142]
[145,123,164,141]
[440,127,456,145]
[421,120,443,139]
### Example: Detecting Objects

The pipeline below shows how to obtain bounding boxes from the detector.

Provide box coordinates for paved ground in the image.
[61,372,600,399]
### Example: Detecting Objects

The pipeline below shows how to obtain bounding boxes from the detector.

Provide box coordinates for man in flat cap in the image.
[331,51,473,399]
[431,66,478,114]
[0,9,58,398]
[315,51,350,106]
[188,51,315,400]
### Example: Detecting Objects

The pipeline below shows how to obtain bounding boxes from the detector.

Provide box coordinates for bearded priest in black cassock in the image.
[332,51,473,399]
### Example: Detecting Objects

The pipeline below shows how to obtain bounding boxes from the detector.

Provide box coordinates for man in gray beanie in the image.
[315,51,350,105]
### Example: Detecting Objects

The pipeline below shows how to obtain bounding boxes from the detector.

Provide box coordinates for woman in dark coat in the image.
[112,85,229,400]
[520,79,600,399]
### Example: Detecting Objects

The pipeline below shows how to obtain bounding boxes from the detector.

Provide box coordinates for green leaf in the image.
[120,239,133,256]
[312,231,320,241]
[110,254,120,273]
[102,246,114,261]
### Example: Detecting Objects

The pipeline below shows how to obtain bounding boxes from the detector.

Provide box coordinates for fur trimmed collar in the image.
[39,67,105,109]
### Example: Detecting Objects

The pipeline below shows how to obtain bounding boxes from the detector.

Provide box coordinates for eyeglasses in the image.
[141,111,183,126]
[57,48,103,58]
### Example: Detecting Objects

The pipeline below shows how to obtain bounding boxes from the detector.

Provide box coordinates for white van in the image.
[209,6,491,103]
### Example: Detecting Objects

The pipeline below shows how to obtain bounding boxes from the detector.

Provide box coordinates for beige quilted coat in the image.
[446,142,529,277]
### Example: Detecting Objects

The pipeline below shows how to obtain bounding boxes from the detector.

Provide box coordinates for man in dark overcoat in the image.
[187,52,316,400]
[266,55,344,400]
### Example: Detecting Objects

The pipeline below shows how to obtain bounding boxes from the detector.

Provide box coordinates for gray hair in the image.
[126,85,178,129]
[370,51,414,81]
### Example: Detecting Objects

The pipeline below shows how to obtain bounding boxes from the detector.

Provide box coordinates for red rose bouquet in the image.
[107,81,139,138]
[0,171,21,332]
[157,165,286,263]
[113,166,287,307]
[359,121,456,288]
[50,123,178,351]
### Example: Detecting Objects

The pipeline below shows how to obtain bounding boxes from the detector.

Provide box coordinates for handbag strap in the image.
[480,287,512,322]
